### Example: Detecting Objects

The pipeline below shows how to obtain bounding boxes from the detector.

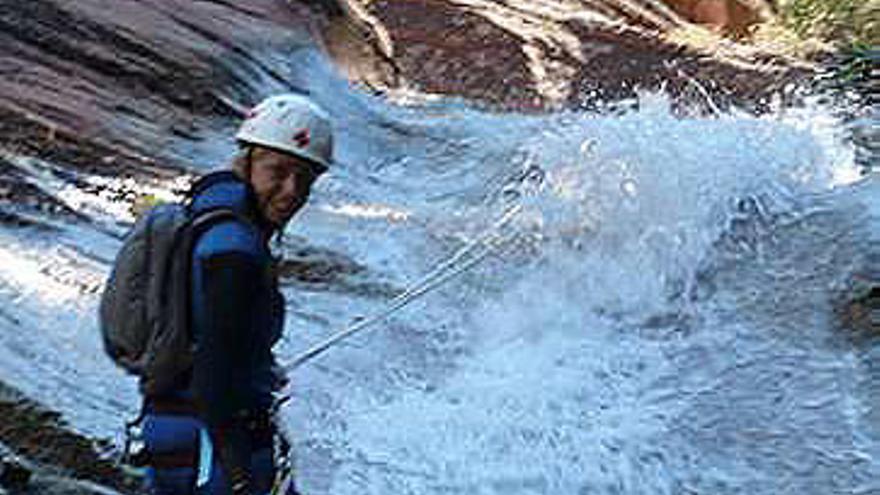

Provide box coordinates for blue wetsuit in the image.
[142,171,286,495]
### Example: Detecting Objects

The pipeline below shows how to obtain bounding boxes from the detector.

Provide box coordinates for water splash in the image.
[280,88,876,494]
[0,49,874,493]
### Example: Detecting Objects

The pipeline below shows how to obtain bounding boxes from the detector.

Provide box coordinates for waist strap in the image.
[143,449,200,469]
[145,396,200,416]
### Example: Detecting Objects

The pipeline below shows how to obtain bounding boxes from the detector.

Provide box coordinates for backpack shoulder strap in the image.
[177,208,254,271]
[189,208,246,231]
[170,207,254,345]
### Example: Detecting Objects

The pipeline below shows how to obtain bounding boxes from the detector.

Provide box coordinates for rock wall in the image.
[316,0,806,112]
[0,0,809,179]
[0,381,138,494]
[0,0,317,173]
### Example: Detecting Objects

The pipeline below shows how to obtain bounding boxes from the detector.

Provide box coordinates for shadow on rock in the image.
[0,382,141,494]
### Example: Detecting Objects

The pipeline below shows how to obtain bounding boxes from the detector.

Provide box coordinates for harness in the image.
[121,397,292,486]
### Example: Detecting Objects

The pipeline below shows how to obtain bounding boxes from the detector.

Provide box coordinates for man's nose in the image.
[279,175,298,199]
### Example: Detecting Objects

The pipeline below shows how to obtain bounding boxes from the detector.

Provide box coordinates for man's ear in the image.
[231,146,255,181]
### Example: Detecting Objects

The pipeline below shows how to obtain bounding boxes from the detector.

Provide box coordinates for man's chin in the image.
[267,216,287,229]
[269,209,297,228]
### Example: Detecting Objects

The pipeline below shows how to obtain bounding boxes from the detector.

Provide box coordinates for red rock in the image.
[0,0,315,172]
[318,0,807,112]
[0,0,810,176]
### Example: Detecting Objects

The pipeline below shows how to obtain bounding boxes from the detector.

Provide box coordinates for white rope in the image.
[281,204,522,374]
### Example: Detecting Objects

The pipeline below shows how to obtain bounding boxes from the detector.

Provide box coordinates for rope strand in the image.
[280,204,522,374]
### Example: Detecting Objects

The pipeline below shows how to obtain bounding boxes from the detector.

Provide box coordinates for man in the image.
[141,94,332,495]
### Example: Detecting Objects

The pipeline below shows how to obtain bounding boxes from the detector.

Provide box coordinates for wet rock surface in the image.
[1,0,816,175]
[318,0,811,112]
[278,245,401,299]
[0,0,316,173]
[0,382,140,494]
[0,1,838,228]
[0,1,865,493]
[0,457,32,492]
[838,276,880,340]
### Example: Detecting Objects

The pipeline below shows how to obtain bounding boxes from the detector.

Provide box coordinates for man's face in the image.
[248,147,318,228]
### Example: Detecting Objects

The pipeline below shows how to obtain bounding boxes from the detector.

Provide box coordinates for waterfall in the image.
[0,39,875,495]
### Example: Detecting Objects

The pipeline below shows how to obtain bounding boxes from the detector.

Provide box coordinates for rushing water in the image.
[0,48,876,494]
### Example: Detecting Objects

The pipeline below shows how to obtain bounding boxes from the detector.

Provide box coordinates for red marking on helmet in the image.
[293,128,311,148]
[245,108,259,119]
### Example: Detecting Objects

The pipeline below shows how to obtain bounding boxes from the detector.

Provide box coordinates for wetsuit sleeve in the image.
[191,251,261,426]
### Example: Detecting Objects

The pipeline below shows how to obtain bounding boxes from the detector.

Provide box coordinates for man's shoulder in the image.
[192,217,264,262]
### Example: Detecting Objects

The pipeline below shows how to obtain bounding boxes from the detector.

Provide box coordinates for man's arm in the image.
[192,251,262,491]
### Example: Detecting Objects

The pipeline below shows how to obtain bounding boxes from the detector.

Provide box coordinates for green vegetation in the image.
[665,0,876,60]
[776,0,878,47]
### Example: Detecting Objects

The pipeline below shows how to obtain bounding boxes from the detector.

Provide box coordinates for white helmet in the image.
[236,94,333,173]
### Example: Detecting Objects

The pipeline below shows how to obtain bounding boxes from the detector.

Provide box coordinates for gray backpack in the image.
[99,203,236,396]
